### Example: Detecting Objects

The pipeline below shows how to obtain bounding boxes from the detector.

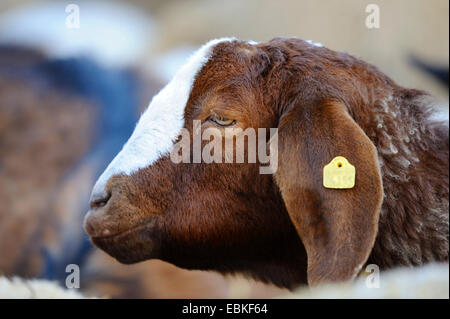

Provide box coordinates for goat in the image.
[84,37,449,288]
[0,45,286,298]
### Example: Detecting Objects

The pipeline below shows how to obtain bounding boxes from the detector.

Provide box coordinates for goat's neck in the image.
[362,91,449,268]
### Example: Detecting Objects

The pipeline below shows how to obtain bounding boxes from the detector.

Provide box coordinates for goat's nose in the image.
[85,189,112,238]
[89,189,111,210]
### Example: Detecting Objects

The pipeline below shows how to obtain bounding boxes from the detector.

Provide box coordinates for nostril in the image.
[83,215,95,235]
[90,191,112,209]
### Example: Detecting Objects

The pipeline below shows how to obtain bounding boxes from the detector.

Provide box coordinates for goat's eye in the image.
[209,113,235,126]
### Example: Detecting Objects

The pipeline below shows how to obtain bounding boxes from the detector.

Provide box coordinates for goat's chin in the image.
[91,223,161,264]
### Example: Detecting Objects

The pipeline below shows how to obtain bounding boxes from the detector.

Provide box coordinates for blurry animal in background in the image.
[0,46,94,277]
[0,44,140,280]
[84,37,449,288]
[0,45,287,298]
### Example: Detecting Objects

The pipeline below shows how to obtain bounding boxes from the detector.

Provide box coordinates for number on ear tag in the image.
[323,156,355,189]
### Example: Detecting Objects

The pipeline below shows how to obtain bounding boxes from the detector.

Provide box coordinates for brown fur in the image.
[85,38,449,287]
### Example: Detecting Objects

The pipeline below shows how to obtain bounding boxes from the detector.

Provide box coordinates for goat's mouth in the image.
[90,220,161,264]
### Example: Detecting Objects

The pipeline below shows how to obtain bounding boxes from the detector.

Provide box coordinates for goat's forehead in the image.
[188,45,265,103]
[90,38,237,201]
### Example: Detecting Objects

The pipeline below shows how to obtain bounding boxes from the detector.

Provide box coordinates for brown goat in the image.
[84,38,449,287]
[0,47,287,298]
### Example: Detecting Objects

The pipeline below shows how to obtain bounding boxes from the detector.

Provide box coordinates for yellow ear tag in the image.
[323,156,355,189]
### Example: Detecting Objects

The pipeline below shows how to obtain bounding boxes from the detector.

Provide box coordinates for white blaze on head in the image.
[90,38,235,202]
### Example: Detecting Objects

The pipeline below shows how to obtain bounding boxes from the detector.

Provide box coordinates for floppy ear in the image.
[274,99,383,285]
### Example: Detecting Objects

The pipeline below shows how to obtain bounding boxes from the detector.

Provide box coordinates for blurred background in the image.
[0,0,448,298]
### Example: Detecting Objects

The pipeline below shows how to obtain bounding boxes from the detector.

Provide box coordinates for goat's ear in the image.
[274,99,383,285]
